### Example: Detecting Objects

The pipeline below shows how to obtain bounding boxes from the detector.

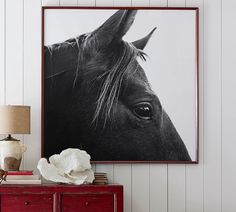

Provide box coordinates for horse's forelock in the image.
[91,41,147,128]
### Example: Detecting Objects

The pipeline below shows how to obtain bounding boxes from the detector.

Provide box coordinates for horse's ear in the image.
[92,10,137,45]
[132,27,157,50]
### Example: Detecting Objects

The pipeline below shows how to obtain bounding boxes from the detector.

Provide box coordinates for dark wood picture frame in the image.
[41,7,199,164]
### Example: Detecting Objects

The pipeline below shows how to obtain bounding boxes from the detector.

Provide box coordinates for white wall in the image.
[0,0,236,212]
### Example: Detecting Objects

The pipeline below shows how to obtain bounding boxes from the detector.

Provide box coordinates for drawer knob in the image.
[25,201,30,206]
[85,201,90,206]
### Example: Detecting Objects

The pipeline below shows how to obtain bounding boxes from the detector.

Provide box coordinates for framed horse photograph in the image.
[42,7,199,163]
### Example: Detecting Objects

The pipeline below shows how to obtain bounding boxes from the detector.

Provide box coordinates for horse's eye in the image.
[133,103,153,120]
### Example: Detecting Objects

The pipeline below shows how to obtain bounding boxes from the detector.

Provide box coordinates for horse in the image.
[43,10,191,161]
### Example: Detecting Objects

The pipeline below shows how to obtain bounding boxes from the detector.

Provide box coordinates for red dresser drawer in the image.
[1,194,53,212]
[62,193,114,212]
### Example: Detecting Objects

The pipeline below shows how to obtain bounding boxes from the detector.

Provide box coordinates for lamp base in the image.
[4,157,22,171]
[0,137,26,171]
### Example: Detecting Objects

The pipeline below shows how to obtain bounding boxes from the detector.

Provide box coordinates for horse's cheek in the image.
[113,103,132,127]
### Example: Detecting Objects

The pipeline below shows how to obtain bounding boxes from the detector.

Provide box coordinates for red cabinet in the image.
[0,184,123,212]
[1,194,53,211]
[62,193,114,212]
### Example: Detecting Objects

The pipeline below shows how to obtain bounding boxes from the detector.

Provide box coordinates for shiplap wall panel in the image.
[168,165,186,212]
[5,0,24,166]
[167,1,186,211]
[150,0,168,7]
[42,0,59,6]
[5,0,23,105]
[114,164,132,212]
[60,0,77,6]
[203,0,222,211]
[1,1,236,212]
[114,0,131,7]
[168,0,186,7]
[132,164,149,212]
[222,0,236,211]
[0,0,5,105]
[132,0,150,7]
[77,0,96,7]
[150,165,168,212]
[0,0,5,142]
[96,0,114,7]
[23,0,42,171]
[185,1,204,212]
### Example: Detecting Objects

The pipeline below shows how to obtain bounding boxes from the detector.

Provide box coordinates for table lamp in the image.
[0,105,30,171]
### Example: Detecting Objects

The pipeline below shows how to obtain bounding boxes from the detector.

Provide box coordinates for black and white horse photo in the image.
[43,9,194,161]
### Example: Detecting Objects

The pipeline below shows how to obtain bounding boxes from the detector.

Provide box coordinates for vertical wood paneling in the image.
[113,0,131,7]
[23,0,42,171]
[150,165,167,212]
[5,0,23,105]
[77,0,96,6]
[0,0,5,105]
[185,1,204,212]
[42,0,59,6]
[222,0,236,211]
[167,1,186,211]
[114,165,132,212]
[203,0,222,212]
[168,0,185,7]
[60,0,77,6]
[95,0,114,7]
[150,0,167,7]
[132,0,150,7]
[0,0,5,139]
[132,164,149,212]
[168,166,186,212]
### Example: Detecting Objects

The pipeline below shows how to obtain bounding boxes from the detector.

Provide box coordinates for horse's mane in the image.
[90,41,147,128]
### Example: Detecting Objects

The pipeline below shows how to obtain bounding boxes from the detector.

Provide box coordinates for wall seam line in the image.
[202,0,205,211]
[112,164,114,184]
[149,163,150,212]
[131,164,133,212]
[185,165,187,212]
[167,164,169,212]
[220,0,223,211]
[4,0,6,104]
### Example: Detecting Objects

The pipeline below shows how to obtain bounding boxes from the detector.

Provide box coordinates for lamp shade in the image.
[0,105,30,134]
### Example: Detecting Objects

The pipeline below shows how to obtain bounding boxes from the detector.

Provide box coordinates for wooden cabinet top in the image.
[0,184,123,193]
